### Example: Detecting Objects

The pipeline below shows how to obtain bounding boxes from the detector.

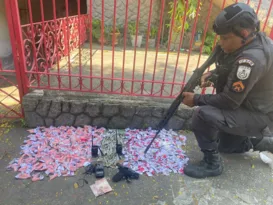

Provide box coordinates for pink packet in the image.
[31,173,44,182]
[27,129,36,134]
[15,173,31,179]
[49,173,58,181]
[6,164,20,172]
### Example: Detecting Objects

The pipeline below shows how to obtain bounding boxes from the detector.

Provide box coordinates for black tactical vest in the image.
[214,32,273,115]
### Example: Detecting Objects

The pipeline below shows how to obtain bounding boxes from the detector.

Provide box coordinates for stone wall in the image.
[23,90,194,130]
[87,0,161,32]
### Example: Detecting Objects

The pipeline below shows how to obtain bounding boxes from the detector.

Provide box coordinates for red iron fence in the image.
[1,0,273,119]
[21,14,88,87]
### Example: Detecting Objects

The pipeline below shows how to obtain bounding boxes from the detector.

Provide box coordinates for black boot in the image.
[184,150,223,179]
[253,137,273,153]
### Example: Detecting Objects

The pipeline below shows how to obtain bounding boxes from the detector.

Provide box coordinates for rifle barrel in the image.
[143,45,221,155]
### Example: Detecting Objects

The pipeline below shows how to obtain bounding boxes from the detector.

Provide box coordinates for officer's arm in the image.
[193,56,265,109]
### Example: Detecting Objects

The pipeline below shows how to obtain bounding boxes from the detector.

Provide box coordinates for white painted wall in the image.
[0,0,12,58]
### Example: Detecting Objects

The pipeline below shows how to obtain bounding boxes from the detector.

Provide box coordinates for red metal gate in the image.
[1,0,273,119]
[0,0,28,119]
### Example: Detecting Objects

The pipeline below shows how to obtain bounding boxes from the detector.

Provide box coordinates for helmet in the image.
[213,3,260,38]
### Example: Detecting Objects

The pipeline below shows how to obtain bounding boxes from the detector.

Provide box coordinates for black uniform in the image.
[192,32,273,153]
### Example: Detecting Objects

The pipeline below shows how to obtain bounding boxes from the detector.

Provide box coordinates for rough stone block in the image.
[28,89,44,97]
[70,101,86,114]
[183,119,193,130]
[25,112,44,128]
[166,116,185,130]
[62,101,70,112]
[22,98,39,112]
[55,113,75,127]
[48,101,62,118]
[109,116,130,129]
[74,114,91,127]
[152,107,165,118]
[135,107,152,117]
[22,90,44,113]
[22,89,196,129]
[143,117,161,129]
[129,115,143,129]
[120,105,135,118]
[93,117,109,128]
[102,105,119,117]
[36,100,51,117]
[85,103,101,117]
[45,118,54,127]
[176,106,194,120]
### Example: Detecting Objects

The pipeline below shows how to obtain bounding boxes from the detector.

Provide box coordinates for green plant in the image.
[91,20,115,42]
[128,22,137,35]
[110,25,121,34]
[104,25,112,38]
[167,0,202,32]
[20,119,27,128]
[92,19,101,39]
[104,25,120,44]
[203,32,216,55]
[142,123,149,129]
[116,24,124,34]
[149,26,158,39]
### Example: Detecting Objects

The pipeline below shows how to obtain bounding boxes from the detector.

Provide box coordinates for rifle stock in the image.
[144,46,221,154]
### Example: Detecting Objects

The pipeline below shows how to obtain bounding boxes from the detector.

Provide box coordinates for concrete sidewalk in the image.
[0,122,273,205]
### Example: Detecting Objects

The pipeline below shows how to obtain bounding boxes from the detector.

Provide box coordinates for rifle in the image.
[144,45,222,154]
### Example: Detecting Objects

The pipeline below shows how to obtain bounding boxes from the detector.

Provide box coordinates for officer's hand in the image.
[182,92,195,107]
[201,72,213,88]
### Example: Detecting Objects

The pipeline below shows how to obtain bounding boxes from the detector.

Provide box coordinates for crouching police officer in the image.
[182,2,273,178]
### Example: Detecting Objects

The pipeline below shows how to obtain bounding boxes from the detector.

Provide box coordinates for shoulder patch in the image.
[236,65,252,80]
[238,58,255,67]
[232,81,245,92]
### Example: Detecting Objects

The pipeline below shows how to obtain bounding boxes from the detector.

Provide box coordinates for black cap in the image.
[213,3,259,35]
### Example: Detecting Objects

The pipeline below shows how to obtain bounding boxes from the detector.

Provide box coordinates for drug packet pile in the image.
[6,126,189,181]
[6,126,105,181]
[123,128,189,176]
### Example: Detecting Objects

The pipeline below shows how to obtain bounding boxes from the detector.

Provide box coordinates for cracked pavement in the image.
[0,121,273,205]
